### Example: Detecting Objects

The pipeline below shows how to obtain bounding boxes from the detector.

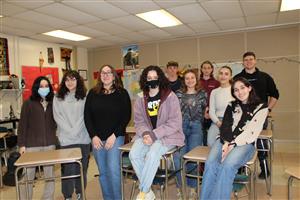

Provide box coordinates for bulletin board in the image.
[22,66,59,100]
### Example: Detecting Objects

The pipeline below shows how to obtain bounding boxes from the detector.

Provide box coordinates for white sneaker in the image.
[176,188,184,200]
[145,189,155,200]
[136,191,146,200]
[188,188,197,200]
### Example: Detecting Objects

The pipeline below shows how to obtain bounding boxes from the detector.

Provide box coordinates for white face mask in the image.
[38,87,50,97]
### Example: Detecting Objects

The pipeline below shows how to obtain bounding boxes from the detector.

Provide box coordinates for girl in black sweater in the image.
[84,64,131,200]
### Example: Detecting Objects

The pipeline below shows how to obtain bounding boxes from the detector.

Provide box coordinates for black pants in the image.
[202,119,212,146]
[257,119,269,171]
[60,144,91,198]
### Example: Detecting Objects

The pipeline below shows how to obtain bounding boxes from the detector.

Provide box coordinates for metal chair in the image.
[119,142,181,200]
[181,146,257,200]
[258,129,273,195]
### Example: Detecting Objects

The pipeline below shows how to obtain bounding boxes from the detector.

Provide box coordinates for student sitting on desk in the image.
[18,76,57,200]
[129,65,184,200]
[200,77,268,200]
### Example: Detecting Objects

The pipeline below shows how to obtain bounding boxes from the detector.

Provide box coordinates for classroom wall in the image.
[88,25,300,142]
[0,33,88,80]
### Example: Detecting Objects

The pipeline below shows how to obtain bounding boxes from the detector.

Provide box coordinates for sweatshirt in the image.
[53,92,91,146]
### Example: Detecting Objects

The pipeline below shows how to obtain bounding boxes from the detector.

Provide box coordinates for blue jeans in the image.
[200,139,255,200]
[129,138,173,193]
[175,120,203,188]
[93,136,124,200]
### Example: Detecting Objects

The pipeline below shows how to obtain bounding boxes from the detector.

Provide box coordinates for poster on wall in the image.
[22,66,59,100]
[47,47,54,63]
[213,62,243,77]
[0,38,10,75]
[123,69,142,100]
[122,44,139,70]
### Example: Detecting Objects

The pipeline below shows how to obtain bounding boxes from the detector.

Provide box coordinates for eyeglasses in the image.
[100,72,113,76]
[65,77,77,82]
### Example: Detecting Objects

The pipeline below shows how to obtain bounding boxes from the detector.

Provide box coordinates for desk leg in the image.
[120,151,124,200]
[76,161,85,200]
[288,176,293,200]
[0,154,2,188]
[15,167,21,200]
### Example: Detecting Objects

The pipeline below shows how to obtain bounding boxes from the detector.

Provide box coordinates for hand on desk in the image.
[19,146,26,154]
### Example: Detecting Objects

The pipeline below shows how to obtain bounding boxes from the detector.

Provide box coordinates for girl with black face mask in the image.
[129,65,185,200]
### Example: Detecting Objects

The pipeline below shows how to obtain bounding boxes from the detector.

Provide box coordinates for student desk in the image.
[0,132,8,187]
[14,148,85,200]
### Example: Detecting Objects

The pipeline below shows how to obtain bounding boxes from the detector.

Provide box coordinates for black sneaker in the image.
[258,171,270,179]
[76,193,82,200]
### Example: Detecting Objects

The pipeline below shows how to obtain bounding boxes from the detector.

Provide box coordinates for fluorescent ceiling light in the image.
[280,0,300,11]
[0,15,3,18]
[43,30,91,41]
[136,9,182,28]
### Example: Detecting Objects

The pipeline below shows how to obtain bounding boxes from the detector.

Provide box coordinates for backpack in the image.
[3,151,23,186]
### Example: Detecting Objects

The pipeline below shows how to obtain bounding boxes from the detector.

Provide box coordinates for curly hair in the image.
[139,65,170,92]
[57,70,87,100]
[93,64,123,94]
[231,77,261,106]
[30,76,54,102]
[200,60,214,78]
[181,69,202,93]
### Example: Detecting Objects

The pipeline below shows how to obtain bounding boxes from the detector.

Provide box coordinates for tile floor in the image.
[0,142,299,200]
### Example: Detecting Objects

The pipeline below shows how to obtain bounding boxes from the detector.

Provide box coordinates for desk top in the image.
[285,167,300,179]
[15,148,82,167]
[0,132,8,139]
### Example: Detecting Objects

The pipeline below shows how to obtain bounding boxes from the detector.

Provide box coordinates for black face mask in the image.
[146,80,159,89]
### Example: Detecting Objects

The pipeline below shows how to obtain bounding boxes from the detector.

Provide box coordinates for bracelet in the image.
[268,108,272,112]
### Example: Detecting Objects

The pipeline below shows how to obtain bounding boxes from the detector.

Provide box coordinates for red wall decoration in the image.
[22,66,59,100]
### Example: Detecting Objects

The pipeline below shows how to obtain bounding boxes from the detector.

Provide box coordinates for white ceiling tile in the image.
[153,0,196,9]
[8,0,54,9]
[200,0,244,20]
[188,21,220,33]
[277,10,300,24]
[107,0,160,14]
[240,0,280,16]
[167,3,211,23]
[64,26,109,37]
[0,25,35,37]
[86,21,131,35]
[28,34,71,44]
[62,1,129,19]
[67,38,114,48]
[138,29,171,39]
[120,31,152,42]
[14,11,75,28]
[109,15,155,31]
[2,17,54,33]
[163,24,196,36]
[246,14,277,27]
[216,17,246,30]
[36,3,100,24]
[97,35,129,44]
[1,1,27,16]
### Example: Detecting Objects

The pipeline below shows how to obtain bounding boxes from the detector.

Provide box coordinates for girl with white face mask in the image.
[18,76,56,200]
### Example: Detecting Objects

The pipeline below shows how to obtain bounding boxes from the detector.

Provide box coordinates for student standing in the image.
[18,76,57,200]
[175,69,207,199]
[129,65,184,200]
[234,51,279,179]
[166,61,182,92]
[84,65,131,200]
[200,77,268,200]
[207,66,234,147]
[199,61,220,146]
[53,70,91,200]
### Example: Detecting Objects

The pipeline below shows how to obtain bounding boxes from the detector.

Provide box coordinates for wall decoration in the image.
[78,69,87,81]
[22,66,59,100]
[123,69,142,100]
[122,44,139,70]
[47,47,54,63]
[60,47,72,71]
[0,37,10,75]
